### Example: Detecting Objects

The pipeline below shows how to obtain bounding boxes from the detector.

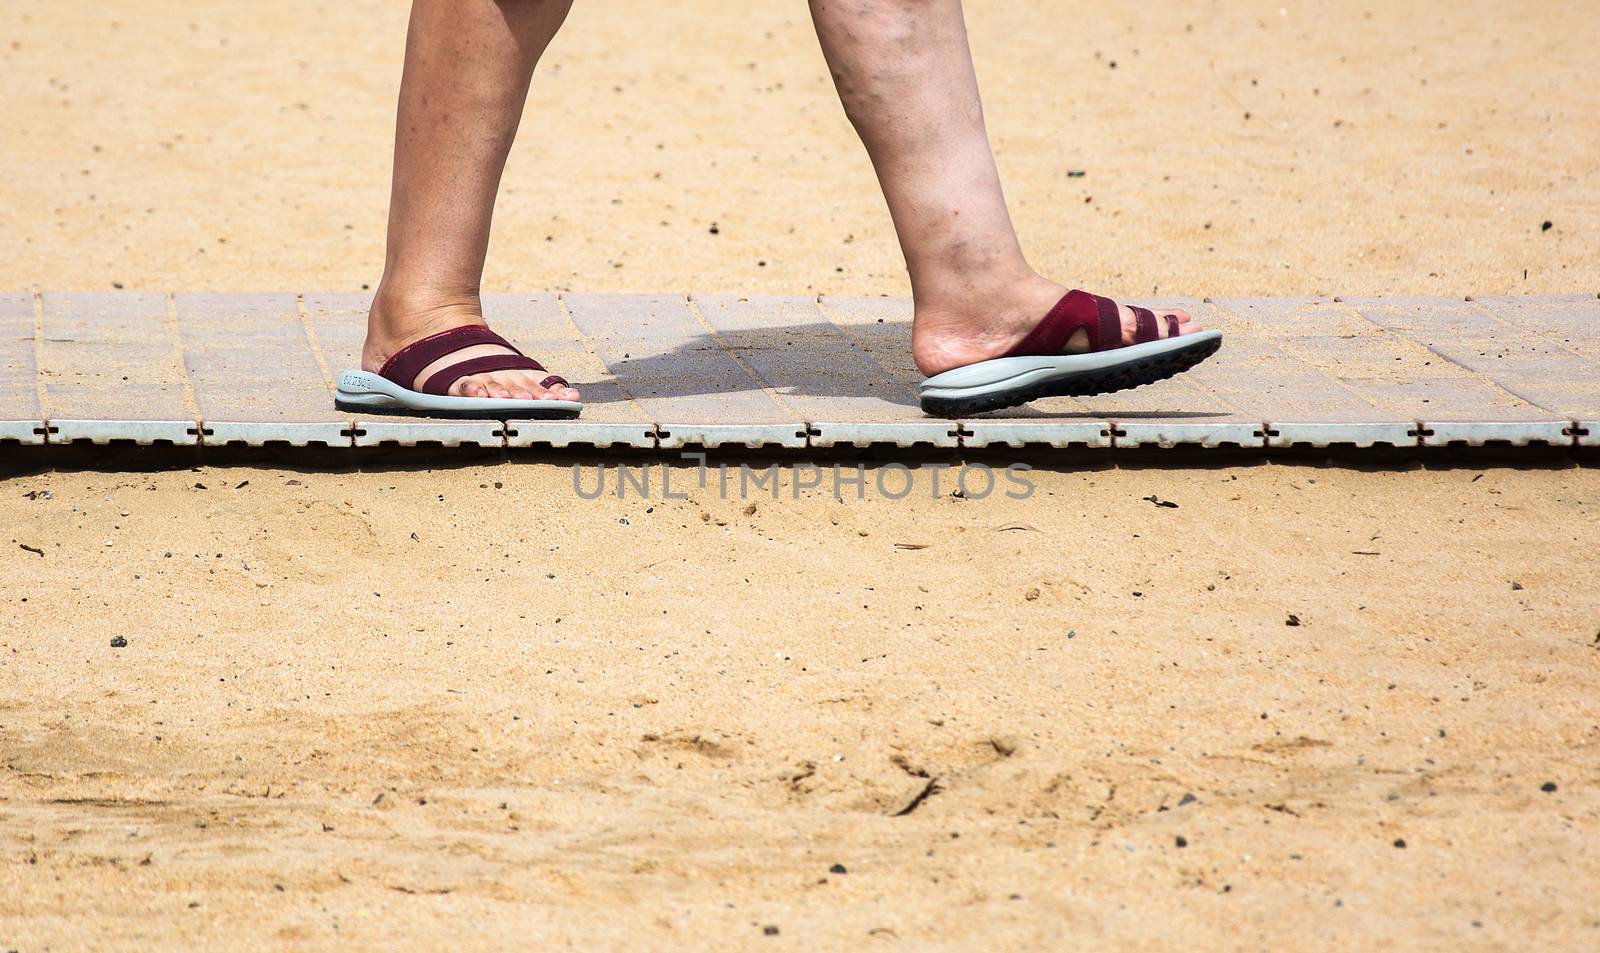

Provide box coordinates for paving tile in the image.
[1470,294,1600,359]
[1261,298,1554,421]
[3,292,1594,454]
[486,293,651,427]
[176,293,350,446]
[1344,296,1599,419]
[1200,298,1397,424]
[692,294,919,422]
[0,292,45,444]
[814,295,925,397]
[563,293,801,429]
[39,292,197,444]
[299,292,371,372]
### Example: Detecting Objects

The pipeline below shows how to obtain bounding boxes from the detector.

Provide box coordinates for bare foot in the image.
[911,274,1206,377]
[362,289,580,401]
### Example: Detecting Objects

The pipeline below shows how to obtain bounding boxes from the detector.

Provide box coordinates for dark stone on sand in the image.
[1393,838,1407,848]
[1175,835,1188,848]
[763,925,779,936]
[1286,614,1302,626]
[110,636,127,648]
[1540,781,1557,793]
[830,863,848,874]
[1541,220,1553,231]
[1178,792,1198,806]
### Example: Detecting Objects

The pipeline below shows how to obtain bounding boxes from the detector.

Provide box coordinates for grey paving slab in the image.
[486,293,651,428]
[1471,294,1600,359]
[1255,298,1555,423]
[0,292,45,444]
[175,293,350,447]
[692,294,919,421]
[1195,299,1413,446]
[815,295,924,397]
[4,292,1595,453]
[563,293,805,446]
[39,292,198,445]
[1342,296,1598,422]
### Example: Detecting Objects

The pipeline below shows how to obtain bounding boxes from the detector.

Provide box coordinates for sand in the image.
[2,1,1598,950]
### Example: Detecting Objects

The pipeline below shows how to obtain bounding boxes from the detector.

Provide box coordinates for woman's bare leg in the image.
[808,0,1204,376]
[365,0,578,401]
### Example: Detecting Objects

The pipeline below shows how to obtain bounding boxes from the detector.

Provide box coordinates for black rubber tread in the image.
[334,399,580,421]
[919,336,1222,418]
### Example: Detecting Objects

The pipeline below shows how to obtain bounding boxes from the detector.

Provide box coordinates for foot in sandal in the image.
[335,295,582,419]
[912,274,1220,417]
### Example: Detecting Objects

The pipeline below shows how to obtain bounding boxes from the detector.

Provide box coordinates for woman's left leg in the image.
[807,0,1206,377]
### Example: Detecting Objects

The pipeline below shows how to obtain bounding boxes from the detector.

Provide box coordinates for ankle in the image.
[364,282,487,370]
[909,270,1066,376]
[912,261,1051,314]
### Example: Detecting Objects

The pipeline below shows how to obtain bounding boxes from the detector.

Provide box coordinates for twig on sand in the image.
[892,777,941,817]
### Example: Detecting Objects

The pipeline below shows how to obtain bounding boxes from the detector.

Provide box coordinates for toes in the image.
[1161,309,1201,337]
[446,370,578,402]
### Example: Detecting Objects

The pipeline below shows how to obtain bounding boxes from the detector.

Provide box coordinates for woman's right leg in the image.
[365,0,579,401]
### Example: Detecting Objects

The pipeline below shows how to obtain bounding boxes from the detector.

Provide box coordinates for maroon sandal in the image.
[335,325,582,419]
[918,289,1223,417]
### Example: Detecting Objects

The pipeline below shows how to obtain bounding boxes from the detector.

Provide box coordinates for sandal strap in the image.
[1132,306,1160,344]
[539,374,568,390]
[422,354,547,396]
[1005,289,1126,357]
[1166,314,1180,338]
[378,325,523,392]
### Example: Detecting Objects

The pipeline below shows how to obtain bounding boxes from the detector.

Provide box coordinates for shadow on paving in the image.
[581,319,1232,421]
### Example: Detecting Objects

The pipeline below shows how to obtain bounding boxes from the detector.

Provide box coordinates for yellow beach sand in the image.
[2,2,1597,949]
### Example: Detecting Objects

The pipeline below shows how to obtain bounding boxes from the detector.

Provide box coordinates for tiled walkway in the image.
[2,292,1596,450]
